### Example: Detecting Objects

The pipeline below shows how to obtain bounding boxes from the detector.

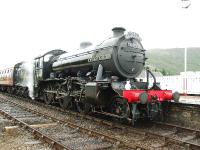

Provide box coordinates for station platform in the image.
[179,95,200,104]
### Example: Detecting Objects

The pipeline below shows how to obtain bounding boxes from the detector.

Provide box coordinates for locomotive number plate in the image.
[88,54,111,62]
[127,42,140,49]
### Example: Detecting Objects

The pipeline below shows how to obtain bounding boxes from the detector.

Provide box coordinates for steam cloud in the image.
[21,61,34,99]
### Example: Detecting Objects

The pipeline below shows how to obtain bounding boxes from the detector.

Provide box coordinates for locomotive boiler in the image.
[52,27,145,79]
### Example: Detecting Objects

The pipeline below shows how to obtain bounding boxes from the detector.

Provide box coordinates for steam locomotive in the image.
[0,27,179,125]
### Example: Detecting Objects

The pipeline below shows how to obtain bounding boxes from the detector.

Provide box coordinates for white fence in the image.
[138,71,200,95]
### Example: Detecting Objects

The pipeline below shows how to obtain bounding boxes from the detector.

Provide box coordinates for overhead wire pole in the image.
[184,47,187,78]
[181,0,191,95]
[184,47,187,95]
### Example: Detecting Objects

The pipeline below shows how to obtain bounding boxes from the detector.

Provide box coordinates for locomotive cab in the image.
[34,50,65,81]
[33,49,65,97]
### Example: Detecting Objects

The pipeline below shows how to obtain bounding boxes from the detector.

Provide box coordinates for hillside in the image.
[146,47,200,75]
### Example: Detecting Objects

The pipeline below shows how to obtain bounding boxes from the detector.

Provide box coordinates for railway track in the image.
[139,121,200,150]
[1,93,200,150]
[0,95,133,150]
[0,95,145,149]
[0,117,51,150]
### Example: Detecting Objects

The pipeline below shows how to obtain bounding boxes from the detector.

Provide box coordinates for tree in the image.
[161,68,167,76]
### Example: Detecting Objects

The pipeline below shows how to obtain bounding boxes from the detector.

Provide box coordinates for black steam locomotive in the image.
[0,27,179,125]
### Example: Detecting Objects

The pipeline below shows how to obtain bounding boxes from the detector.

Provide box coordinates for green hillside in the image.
[146,47,200,75]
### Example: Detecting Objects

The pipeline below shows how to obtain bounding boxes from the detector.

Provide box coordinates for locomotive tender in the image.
[0,27,179,124]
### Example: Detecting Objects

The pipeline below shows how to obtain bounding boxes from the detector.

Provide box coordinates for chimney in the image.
[112,27,126,37]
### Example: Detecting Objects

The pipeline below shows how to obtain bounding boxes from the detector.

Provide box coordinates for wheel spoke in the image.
[59,96,73,109]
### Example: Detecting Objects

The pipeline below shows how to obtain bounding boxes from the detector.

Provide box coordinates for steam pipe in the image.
[146,68,157,90]
[146,69,149,90]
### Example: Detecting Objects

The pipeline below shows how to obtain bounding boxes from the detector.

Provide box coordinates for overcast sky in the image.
[0,0,199,68]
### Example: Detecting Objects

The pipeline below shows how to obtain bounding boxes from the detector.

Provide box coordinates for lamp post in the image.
[181,0,191,94]
[184,47,187,77]
[184,47,187,95]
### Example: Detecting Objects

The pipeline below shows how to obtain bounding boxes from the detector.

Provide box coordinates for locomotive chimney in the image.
[112,27,126,37]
